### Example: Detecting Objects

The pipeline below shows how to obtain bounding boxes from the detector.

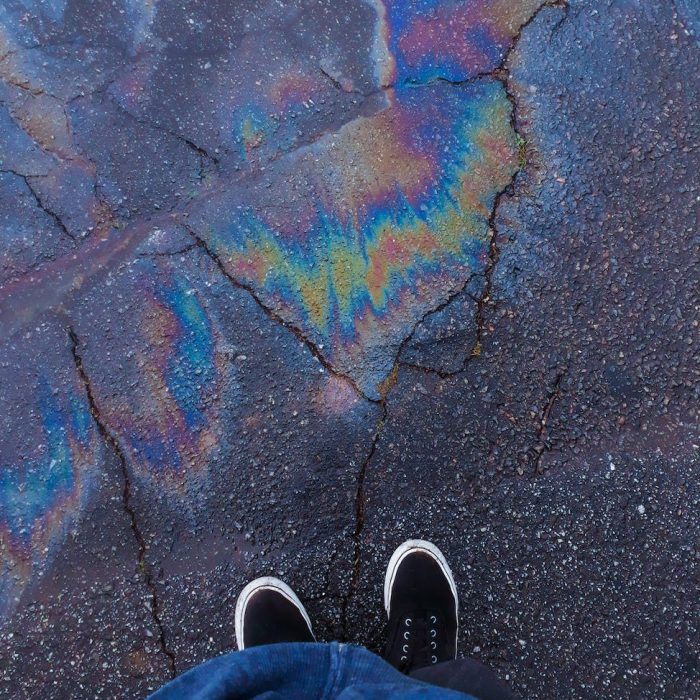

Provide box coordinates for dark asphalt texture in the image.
[348,4,700,698]
[1,1,699,699]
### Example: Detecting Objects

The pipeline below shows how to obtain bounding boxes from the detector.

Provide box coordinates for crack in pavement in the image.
[530,368,568,474]
[67,327,178,679]
[395,272,483,377]
[336,0,570,630]
[318,66,364,95]
[4,77,45,96]
[337,271,484,634]
[67,80,220,185]
[339,401,387,639]
[392,132,516,379]
[398,163,522,379]
[182,223,378,404]
[1,169,75,240]
[138,242,199,259]
[549,1,572,38]
[397,169,511,380]
[395,0,569,380]
[24,175,76,241]
[101,89,219,183]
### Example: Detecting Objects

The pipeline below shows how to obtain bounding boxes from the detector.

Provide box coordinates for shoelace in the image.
[398,613,440,671]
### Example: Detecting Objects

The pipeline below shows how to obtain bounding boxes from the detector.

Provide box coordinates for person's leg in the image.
[383,539,516,699]
[411,659,517,700]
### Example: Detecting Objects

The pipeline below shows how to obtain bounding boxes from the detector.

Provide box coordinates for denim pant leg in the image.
[411,658,518,700]
[148,643,482,700]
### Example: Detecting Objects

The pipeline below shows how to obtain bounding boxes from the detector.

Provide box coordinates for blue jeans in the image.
[149,643,515,700]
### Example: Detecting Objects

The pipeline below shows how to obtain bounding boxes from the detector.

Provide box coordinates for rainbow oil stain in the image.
[192,79,518,397]
[0,0,542,596]
[0,378,100,615]
[383,0,544,84]
[92,258,225,482]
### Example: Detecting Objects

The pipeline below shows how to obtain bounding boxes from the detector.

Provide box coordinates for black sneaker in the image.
[235,576,315,650]
[384,539,458,673]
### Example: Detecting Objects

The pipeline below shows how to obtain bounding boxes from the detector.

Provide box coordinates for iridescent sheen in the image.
[102,260,224,478]
[0,377,100,613]
[0,0,540,596]
[192,80,518,396]
[383,0,543,83]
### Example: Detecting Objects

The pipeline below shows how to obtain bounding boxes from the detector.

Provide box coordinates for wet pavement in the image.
[1,1,699,698]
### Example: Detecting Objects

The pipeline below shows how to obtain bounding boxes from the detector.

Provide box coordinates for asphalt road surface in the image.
[1,1,698,698]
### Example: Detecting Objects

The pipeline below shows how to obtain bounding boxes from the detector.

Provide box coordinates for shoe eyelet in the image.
[403,644,409,653]
[430,615,437,624]
[431,641,436,650]
[404,618,412,626]
[404,631,410,640]
[431,655,438,664]
[401,655,407,662]
[430,629,437,638]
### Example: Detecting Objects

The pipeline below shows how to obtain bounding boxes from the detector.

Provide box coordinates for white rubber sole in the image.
[383,539,459,620]
[234,576,314,650]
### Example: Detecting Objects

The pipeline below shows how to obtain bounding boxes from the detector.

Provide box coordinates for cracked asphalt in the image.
[1,1,699,698]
